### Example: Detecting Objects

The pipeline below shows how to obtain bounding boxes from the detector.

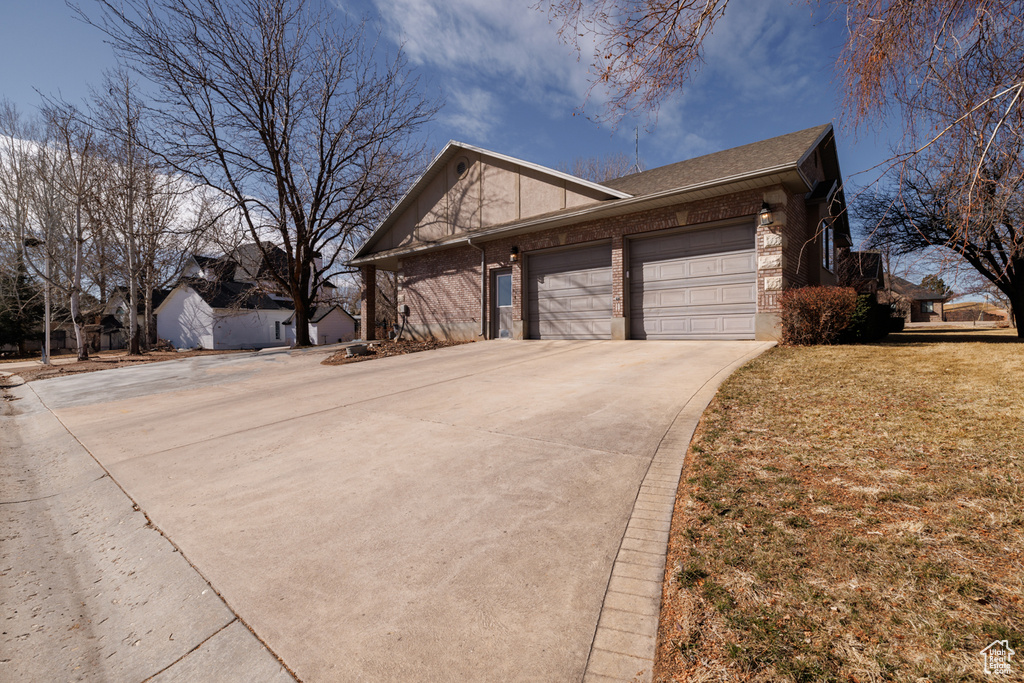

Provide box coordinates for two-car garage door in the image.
[629,223,756,339]
[526,222,756,340]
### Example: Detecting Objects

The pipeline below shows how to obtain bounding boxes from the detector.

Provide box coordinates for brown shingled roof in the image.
[888,275,949,301]
[603,124,831,196]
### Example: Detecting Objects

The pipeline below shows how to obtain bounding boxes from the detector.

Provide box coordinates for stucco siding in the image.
[480,157,519,226]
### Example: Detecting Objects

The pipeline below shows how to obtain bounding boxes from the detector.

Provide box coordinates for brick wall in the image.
[399,248,481,329]
[395,184,820,339]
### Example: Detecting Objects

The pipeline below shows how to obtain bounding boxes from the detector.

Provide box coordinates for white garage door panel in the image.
[528,244,613,340]
[630,224,757,340]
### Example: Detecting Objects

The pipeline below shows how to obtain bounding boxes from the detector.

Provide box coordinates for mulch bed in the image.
[321,339,470,366]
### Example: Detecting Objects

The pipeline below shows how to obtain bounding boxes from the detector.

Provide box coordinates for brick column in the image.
[361,264,376,341]
[611,236,626,339]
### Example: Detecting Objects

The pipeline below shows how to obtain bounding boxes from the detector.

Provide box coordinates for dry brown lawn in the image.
[655,328,1023,682]
[1,349,242,383]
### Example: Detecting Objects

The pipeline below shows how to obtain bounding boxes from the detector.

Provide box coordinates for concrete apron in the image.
[21,340,773,682]
[0,373,294,683]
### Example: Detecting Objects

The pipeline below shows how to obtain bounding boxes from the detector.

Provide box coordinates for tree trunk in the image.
[144,280,155,349]
[142,264,153,351]
[293,293,311,347]
[72,203,89,361]
[1011,289,1022,338]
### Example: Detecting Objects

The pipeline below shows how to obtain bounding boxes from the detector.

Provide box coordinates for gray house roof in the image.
[350,124,846,269]
[187,279,294,311]
[604,125,831,196]
[888,275,949,301]
[283,304,356,325]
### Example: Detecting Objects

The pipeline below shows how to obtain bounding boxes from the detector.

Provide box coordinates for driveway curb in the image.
[582,342,775,683]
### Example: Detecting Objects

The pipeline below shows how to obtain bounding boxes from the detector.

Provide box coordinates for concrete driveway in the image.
[26,340,771,682]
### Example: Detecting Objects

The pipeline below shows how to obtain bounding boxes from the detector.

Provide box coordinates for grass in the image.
[654,328,1024,682]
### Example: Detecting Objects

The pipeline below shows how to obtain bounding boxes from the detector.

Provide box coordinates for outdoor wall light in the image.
[510,246,520,263]
[758,201,774,227]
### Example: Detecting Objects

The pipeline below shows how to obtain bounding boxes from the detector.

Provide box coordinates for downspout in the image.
[466,238,486,338]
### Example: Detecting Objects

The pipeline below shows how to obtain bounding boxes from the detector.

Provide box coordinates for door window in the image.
[496,273,512,307]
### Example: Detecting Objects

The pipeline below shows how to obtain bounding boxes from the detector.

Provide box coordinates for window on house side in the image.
[822,222,834,272]
[921,301,934,314]
[275,321,281,340]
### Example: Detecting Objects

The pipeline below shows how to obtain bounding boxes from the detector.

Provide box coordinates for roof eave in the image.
[351,141,632,261]
[350,163,805,268]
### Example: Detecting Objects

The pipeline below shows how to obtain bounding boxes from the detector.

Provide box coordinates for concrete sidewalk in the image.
[0,375,294,683]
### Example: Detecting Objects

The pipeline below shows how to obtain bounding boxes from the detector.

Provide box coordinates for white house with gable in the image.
[156,244,350,350]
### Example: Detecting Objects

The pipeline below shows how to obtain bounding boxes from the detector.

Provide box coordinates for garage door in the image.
[630,223,756,339]
[528,243,612,339]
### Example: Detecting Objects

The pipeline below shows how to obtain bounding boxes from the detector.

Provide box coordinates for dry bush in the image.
[779,286,859,346]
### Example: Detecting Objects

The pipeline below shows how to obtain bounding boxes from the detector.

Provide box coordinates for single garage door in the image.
[630,223,756,339]
[528,243,612,339]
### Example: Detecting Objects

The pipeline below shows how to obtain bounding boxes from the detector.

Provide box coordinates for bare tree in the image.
[557,151,638,182]
[858,154,1023,336]
[0,104,45,354]
[86,72,146,354]
[77,0,438,346]
[0,102,39,254]
[41,101,102,360]
[541,1,1022,137]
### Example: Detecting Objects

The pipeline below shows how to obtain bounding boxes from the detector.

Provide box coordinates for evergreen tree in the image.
[0,261,43,352]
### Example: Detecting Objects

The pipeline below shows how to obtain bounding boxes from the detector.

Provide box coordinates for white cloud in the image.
[700,0,836,105]
[443,86,501,141]
[370,0,592,109]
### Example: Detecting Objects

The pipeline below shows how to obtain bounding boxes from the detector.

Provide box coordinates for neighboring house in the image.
[284,304,358,346]
[943,301,1010,323]
[157,278,294,350]
[837,250,884,294]
[157,243,341,349]
[884,275,949,323]
[97,288,172,350]
[349,124,851,341]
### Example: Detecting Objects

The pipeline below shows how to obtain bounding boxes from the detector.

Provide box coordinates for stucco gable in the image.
[354,142,629,258]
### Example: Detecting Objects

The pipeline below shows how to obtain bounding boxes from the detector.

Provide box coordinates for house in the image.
[837,250,884,294]
[156,243,345,349]
[283,304,358,346]
[884,275,949,323]
[156,278,295,350]
[96,288,172,350]
[349,124,851,341]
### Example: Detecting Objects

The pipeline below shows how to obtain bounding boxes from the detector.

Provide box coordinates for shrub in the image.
[844,292,892,343]
[779,286,858,345]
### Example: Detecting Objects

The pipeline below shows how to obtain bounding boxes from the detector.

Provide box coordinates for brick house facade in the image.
[352,125,851,342]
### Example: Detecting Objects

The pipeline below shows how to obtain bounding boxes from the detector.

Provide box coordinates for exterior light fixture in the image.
[510,246,520,263]
[759,201,774,227]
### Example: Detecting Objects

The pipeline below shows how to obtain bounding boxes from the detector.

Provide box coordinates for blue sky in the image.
[1,0,895,228]
[13,2,978,293]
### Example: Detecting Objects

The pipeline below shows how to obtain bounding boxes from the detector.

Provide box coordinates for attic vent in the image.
[456,158,469,178]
